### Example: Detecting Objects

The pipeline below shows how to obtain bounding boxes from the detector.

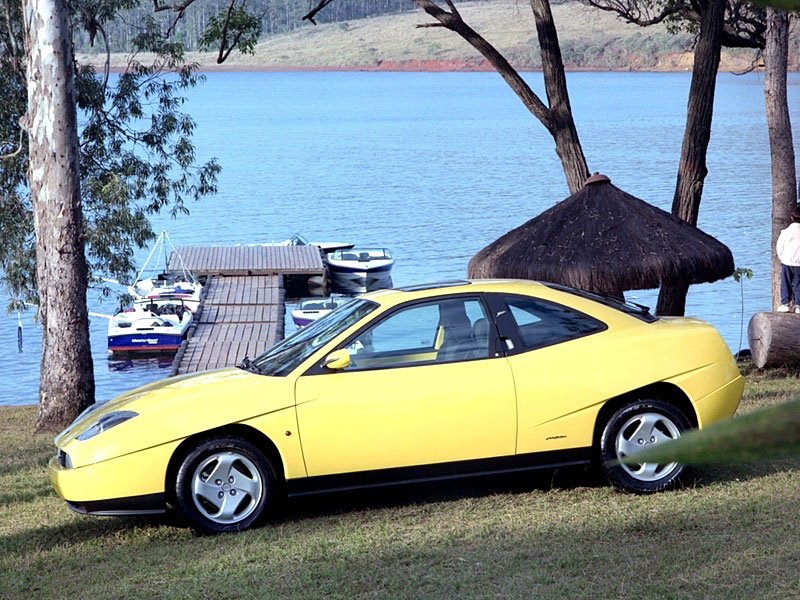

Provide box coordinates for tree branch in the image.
[414,0,552,129]
[581,0,685,27]
[216,0,237,63]
[302,0,338,25]
[0,127,24,160]
[1,0,23,80]
[152,0,196,13]
[731,48,763,74]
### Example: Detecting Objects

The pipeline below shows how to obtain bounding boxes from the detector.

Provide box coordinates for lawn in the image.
[1,365,798,599]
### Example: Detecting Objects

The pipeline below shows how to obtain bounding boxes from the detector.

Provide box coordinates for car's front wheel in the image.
[174,436,277,534]
[600,400,690,494]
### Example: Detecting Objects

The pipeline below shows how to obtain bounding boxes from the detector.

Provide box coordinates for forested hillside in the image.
[74,0,421,52]
[76,0,778,72]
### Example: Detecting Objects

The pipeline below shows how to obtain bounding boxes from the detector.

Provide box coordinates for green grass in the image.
[1,365,799,598]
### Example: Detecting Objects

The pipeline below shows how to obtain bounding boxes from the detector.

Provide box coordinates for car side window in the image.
[344,297,490,370]
[361,303,440,354]
[504,295,605,350]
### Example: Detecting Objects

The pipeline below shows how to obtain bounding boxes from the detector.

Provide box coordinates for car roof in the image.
[358,279,656,327]
[360,279,551,306]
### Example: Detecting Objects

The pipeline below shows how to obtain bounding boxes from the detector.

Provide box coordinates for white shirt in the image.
[777,222,800,266]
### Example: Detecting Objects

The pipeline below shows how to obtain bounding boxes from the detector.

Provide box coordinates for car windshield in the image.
[251,298,377,376]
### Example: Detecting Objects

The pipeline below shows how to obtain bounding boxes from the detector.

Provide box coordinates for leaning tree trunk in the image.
[530,0,590,193]
[764,9,797,310]
[414,0,589,194]
[24,0,95,432]
[656,0,725,316]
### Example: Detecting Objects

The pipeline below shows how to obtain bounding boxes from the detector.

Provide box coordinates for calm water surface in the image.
[2,71,797,406]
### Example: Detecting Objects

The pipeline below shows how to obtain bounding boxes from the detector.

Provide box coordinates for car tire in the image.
[174,436,277,534]
[599,399,691,494]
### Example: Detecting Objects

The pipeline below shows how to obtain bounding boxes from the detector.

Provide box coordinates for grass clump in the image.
[1,366,798,598]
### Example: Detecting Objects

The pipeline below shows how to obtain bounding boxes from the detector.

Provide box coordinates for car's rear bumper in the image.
[695,375,746,428]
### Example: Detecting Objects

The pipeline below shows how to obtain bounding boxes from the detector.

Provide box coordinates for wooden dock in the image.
[168,245,325,277]
[172,275,285,375]
[169,244,327,375]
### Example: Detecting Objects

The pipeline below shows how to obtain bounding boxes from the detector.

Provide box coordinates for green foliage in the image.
[733,266,754,282]
[620,396,800,465]
[0,4,220,308]
[199,4,261,62]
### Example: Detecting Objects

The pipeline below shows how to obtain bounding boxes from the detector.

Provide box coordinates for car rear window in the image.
[542,283,658,323]
[504,296,607,350]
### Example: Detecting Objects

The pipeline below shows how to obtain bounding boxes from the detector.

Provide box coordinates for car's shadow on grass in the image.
[279,465,602,523]
[689,456,800,489]
[2,466,599,553]
[0,512,183,556]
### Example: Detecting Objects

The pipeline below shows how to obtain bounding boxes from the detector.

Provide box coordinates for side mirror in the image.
[322,349,350,371]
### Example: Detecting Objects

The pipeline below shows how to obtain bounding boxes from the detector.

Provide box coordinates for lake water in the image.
[2,71,797,406]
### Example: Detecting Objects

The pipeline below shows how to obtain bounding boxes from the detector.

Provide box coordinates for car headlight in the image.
[77,410,139,441]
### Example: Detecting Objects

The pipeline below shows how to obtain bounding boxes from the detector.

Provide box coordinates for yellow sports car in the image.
[49,280,744,533]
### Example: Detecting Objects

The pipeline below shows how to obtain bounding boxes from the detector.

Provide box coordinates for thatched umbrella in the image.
[468,173,734,298]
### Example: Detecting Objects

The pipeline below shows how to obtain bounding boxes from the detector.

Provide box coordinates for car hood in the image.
[56,368,296,467]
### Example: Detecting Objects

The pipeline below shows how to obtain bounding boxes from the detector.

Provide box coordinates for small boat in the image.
[291,296,350,328]
[128,231,202,312]
[326,248,394,293]
[129,274,202,313]
[259,233,354,254]
[108,304,192,354]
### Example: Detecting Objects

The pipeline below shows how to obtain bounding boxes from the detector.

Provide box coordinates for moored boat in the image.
[129,274,202,313]
[291,296,350,327]
[326,248,394,293]
[108,304,192,354]
[260,233,354,254]
[128,231,203,312]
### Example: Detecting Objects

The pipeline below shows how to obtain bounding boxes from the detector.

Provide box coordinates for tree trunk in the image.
[414,0,589,194]
[24,0,95,432]
[764,9,797,310]
[530,0,589,194]
[748,312,800,368]
[656,0,725,316]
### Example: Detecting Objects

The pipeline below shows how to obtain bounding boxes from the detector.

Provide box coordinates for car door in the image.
[294,295,517,477]
[486,293,611,456]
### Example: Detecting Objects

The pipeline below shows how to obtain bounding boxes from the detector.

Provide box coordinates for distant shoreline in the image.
[92,58,769,75]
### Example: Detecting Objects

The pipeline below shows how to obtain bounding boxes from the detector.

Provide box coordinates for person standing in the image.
[776,207,800,312]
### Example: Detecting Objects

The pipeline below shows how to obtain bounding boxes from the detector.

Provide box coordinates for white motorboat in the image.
[291,296,350,328]
[260,233,354,254]
[129,273,202,313]
[128,231,202,312]
[326,248,394,293]
[108,303,192,354]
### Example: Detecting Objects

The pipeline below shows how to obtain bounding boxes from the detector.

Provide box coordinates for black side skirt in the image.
[287,448,592,497]
[66,493,166,516]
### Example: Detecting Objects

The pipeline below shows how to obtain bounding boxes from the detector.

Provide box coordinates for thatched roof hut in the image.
[468,174,734,298]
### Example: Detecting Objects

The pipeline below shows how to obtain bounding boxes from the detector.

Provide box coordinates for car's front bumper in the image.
[64,493,166,516]
[49,440,179,516]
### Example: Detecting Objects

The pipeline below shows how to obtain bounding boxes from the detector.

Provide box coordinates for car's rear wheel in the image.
[174,436,276,534]
[600,400,690,494]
